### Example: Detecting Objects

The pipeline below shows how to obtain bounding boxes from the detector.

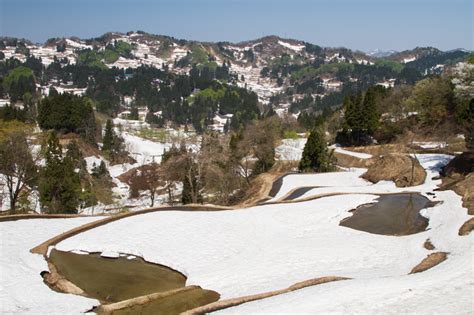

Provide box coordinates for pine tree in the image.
[299,128,334,173]
[102,119,114,152]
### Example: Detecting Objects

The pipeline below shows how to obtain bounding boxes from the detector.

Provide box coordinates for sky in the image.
[0,0,472,51]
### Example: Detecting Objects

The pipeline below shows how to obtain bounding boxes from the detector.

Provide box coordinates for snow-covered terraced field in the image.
[0,217,102,314]
[275,138,374,162]
[53,154,473,312]
[2,154,471,313]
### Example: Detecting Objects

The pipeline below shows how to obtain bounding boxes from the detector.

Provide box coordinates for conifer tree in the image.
[466,99,474,152]
[39,132,80,214]
[361,87,380,135]
[92,160,109,178]
[299,127,334,173]
[129,107,139,120]
[65,141,86,172]
[181,171,193,205]
[342,96,355,131]
[102,119,114,152]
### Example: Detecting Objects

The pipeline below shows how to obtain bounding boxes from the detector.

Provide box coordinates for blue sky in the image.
[0,0,472,51]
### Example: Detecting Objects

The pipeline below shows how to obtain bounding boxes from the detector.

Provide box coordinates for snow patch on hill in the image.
[278,40,305,52]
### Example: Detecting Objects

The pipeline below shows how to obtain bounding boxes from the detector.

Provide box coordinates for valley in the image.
[0,7,473,313]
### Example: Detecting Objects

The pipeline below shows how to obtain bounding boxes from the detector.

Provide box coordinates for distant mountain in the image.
[0,31,470,106]
[366,49,398,58]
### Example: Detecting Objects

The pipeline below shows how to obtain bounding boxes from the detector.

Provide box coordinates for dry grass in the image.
[458,218,474,236]
[362,153,426,187]
[333,151,375,168]
[96,286,219,315]
[410,252,448,274]
[440,173,474,215]
[423,239,435,250]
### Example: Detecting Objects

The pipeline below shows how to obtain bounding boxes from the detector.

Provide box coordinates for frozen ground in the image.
[0,217,101,314]
[55,154,472,312]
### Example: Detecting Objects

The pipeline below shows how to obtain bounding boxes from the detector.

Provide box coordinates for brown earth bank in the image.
[423,239,435,250]
[439,152,474,215]
[458,218,474,236]
[41,261,85,296]
[349,144,410,156]
[333,151,375,168]
[362,153,426,187]
[441,152,474,176]
[441,174,474,215]
[95,286,220,315]
[230,172,286,206]
[410,252,448,274]
[182,276,349,315]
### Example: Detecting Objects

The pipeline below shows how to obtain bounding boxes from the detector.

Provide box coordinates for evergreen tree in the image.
[101,119,125,161]
[102,119,114,152]
[39,132,80,214]
[129,107,139,120]
[65,141,86,172]
[466,99,474,152]
[92,160,109,178]
[361,87,381,134]
[299,127,334,173]
[37,94,97,144]
[181,172,193,204]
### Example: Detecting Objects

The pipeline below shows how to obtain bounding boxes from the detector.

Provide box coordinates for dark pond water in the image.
[49,249,219,312]
[340,193,437,235]
[282,187,320,201]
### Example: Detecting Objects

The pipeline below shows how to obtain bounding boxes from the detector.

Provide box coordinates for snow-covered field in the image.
[332,145,373,159]
[269,168,371,201]
[413,141,447,149]
[1,154,471,313]
[80,127,183,214]
[271,154,454,204]
[53,154,473,312]
[0,217,101,314]
[275,138,373,162]
[275,138,307,161]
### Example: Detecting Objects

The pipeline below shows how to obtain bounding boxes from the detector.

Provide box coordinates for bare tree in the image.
[160,133,241,205]
[0,132,38,212]
[128,163,164,207]
[232,117,279,178]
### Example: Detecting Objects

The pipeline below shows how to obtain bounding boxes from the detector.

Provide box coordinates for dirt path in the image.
[182,276,349,314]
